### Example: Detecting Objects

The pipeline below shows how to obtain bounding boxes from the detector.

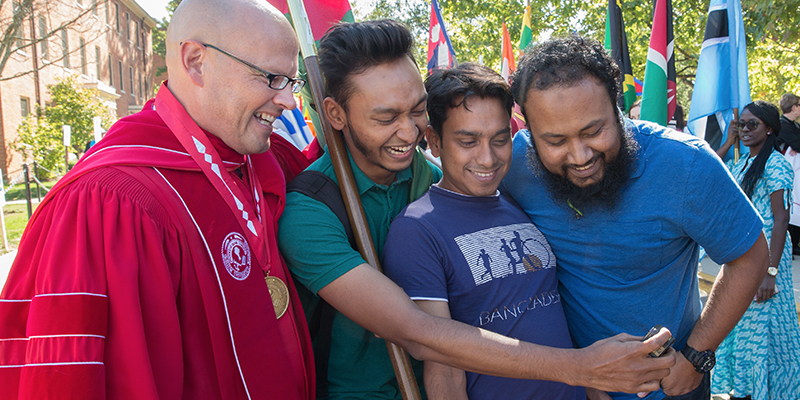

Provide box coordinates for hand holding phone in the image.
[641,325,675,358]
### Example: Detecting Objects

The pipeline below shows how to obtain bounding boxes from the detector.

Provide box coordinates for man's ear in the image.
[323,97,347,131]
[180,41,207,87]
[426,125,442,158]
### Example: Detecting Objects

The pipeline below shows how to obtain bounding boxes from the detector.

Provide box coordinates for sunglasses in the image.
[738,120,760,130]
[202,43,306,94]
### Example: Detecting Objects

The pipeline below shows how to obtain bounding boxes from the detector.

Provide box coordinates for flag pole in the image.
[733,108,740,162]
[285,1,423,399]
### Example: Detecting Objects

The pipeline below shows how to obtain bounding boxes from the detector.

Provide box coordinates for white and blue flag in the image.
[686,0,751,161]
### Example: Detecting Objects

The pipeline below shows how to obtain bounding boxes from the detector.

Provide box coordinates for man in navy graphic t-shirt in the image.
[383,63,585,400]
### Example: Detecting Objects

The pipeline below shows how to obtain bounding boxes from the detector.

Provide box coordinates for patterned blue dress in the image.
[712,150,800,399]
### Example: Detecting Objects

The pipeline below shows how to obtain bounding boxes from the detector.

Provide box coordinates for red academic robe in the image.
[0,85,314,400]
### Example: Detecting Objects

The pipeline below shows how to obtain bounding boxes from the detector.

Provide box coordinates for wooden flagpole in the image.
[285,1,422,399]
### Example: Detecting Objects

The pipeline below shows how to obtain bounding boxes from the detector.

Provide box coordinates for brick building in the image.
[0,0,157,179]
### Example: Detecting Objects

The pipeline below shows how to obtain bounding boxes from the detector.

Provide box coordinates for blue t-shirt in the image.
[383,185,584,400]
[500,121,763,400]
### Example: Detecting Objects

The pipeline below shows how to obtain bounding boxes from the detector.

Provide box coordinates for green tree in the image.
[363,0,799,112]
[152,0,182,80]
[12,75,114,175]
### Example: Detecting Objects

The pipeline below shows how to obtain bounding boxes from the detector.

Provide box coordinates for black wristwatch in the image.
[680,345,715,373]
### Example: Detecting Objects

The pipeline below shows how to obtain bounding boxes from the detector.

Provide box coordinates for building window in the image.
[105,0,109,24]
[118,61,123,91]
[138,71,142,99]
[92,0,98,16]
[61,29,69,68]
[129,66,134,98]
[135,21,140,47]
[80,38,87,75]
[77,0,82,5]
[38,16,48,60]
[95,46,101,80]
[108,55,113,86]
[13,2,25,49]
[20,97,30,118]
[125,13,130,42]
[115,3,120,32]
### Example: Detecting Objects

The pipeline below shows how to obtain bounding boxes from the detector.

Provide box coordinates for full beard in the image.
[526,123,639,216]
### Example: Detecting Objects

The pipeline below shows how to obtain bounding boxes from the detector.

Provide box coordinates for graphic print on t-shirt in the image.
[454,223,553,286]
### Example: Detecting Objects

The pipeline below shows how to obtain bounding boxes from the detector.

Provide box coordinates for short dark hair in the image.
[318,19,416,110]
[425,63,513,137]
[511,35,621,122]
[779,93,799,114]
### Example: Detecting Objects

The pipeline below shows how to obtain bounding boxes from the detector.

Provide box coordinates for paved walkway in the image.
[699,254,800,320]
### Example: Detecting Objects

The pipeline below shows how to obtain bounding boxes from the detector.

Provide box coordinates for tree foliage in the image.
[152,0,181,78]
[12,75,114,175]
[361,0,800,111]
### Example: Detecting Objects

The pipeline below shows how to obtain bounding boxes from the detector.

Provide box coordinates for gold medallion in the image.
[265,275,290,319]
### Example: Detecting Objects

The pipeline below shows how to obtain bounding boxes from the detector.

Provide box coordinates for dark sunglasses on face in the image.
[738,120,760,130]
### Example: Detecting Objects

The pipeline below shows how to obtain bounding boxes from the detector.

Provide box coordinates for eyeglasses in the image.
[202,43,305,93]
[738,119,761,130]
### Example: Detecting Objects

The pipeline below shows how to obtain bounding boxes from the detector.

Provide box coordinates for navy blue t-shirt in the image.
[383,185,584,400]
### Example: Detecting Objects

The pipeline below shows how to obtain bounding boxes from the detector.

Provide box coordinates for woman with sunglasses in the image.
[711,100,800,400]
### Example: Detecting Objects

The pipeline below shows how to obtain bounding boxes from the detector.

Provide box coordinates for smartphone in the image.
[641,324,675,358]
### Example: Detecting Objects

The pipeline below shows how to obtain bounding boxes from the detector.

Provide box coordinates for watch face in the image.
[698,351,716,373]
[767,266,778,276]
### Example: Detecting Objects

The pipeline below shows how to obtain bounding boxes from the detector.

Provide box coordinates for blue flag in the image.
[686,0,751,160]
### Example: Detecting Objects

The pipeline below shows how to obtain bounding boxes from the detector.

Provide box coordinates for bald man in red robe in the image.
[0,0,314,398]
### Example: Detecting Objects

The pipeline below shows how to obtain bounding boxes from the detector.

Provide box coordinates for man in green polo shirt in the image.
[278,20,676,400]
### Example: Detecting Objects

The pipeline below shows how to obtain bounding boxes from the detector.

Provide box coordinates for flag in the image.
[634,76,644,96]
[604,0,636,112]
[640,0,677,125]
[686,0,751,161]
[518,5,533,59]
[500,22,515,82]
[268,0,354,42]
[427,0,457,72]
[268,0,354,151]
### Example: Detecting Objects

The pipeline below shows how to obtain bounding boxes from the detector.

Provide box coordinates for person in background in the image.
[777,93,800,255]
[712,100,800,400]
[629,99,641,120]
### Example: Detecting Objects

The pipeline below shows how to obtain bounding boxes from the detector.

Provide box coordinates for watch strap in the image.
[680,345,715,373]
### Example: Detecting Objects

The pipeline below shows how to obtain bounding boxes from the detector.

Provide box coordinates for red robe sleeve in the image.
[0,167,187,400]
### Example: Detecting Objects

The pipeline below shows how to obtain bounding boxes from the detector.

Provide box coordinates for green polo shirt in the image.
[278,148,440,400]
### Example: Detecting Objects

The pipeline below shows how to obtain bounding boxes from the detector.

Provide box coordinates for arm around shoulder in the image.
[317,263,676,394]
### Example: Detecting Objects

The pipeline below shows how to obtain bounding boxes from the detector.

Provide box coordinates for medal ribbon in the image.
[155,86,269,269]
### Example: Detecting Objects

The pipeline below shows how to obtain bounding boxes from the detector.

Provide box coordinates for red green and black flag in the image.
[267,0,355,148]
[640,0,676,126]
[604,0,636,112]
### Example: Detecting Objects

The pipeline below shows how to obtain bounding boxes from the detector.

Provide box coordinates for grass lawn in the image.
[0,203,38,253]
[4,180,57,202]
